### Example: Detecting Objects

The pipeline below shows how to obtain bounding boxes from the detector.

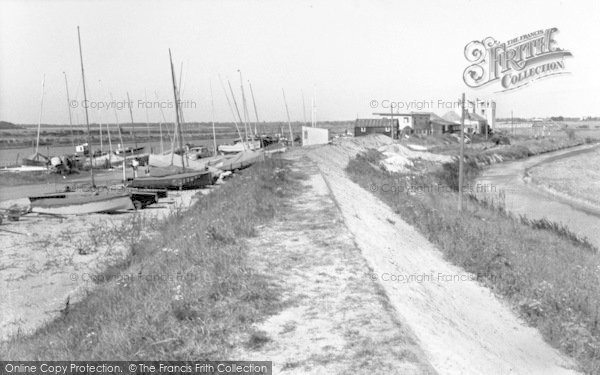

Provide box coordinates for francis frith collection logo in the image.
[463,28,572,92]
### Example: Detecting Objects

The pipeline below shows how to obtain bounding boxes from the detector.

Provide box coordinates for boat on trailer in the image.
[29,191,134,215]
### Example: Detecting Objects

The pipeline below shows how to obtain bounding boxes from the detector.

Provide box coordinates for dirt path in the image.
[305,142,580,374]
[234,154,436,374]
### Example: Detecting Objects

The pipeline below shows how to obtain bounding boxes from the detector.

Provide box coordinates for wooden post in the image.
[77,26,95,187]
[458,93,465,212]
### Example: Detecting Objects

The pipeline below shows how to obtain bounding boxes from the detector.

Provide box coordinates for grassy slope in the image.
[346,149,600,374]
[1,158,303,359]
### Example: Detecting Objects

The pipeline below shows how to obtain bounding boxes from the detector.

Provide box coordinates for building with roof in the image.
[429,112,460,134]
[443,110,489,134]
[467,98,496,130]
[411,113,431,134]
[354,118,399,138]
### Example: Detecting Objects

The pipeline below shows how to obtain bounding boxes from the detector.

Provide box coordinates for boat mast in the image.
[248,80,261,145]
[63,72,75,148]
[99,121,103,153]
[312,85,317,127]
[35,75,45,156]
[126,92,138,149]
[210,81,217,156]
[144,89,150,140]
[98,80,113,163]
[238,70,250,143]
[218,75,245,149]
[110,92,126,181]
[169,49,186,171]
[178,62,188,151]
[154,91,172,151]
[302,90,308,127]
[282,88,294,147]
[227,80,247,151]
[77,26,95,187]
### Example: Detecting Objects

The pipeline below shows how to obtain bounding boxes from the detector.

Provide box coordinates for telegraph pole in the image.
[458,93,465,212]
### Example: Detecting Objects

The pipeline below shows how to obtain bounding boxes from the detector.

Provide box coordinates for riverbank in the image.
[341,137,599,373]
[1,158,301,358]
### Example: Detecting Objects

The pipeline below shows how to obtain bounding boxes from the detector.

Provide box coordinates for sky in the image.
[1,0,599,125]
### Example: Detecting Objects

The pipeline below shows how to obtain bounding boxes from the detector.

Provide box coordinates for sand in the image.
[0,187,204,340]
[232,153,435,374]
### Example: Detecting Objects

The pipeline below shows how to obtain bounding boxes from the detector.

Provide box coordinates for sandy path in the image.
[306,141,580,374]
[233,154,436,374]
[0,187,205,340]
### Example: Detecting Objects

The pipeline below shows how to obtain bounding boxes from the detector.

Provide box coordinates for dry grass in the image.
[1,157,302,359]
[346,151,600,374]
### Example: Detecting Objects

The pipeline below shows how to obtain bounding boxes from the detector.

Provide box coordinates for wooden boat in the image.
[22,152,49,167]
[127,169,214,190]
[128,190,160,209]
[217,139,261,154]
[219,150,264,171]
[115,145,146,156]
[29,191,134,215]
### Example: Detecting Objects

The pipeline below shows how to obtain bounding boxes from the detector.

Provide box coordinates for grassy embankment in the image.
[2,158,305,359]
[346,138,600,374]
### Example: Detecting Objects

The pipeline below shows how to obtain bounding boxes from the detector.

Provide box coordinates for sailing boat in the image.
[128,49,214,190]
[29,27,134,215]
[217,74,261,153]
[22,75,50,168]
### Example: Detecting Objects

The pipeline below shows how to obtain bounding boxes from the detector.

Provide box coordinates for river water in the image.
[475,144,600,249]
[0,137,236,166]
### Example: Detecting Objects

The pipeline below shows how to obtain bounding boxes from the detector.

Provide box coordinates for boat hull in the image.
[127,171,214,190]
[115,146,146,156]
[219,150,265,171]
[29,192,134,215]
[217,141,261,154]
[22,158,48,167]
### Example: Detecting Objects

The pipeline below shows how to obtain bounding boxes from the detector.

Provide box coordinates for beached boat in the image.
[219,150,264,171]
[29,191,134,215]
[22,152,49,167]
[127,168,214,190]
[217,139,261,154]
[115,145,146,156]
